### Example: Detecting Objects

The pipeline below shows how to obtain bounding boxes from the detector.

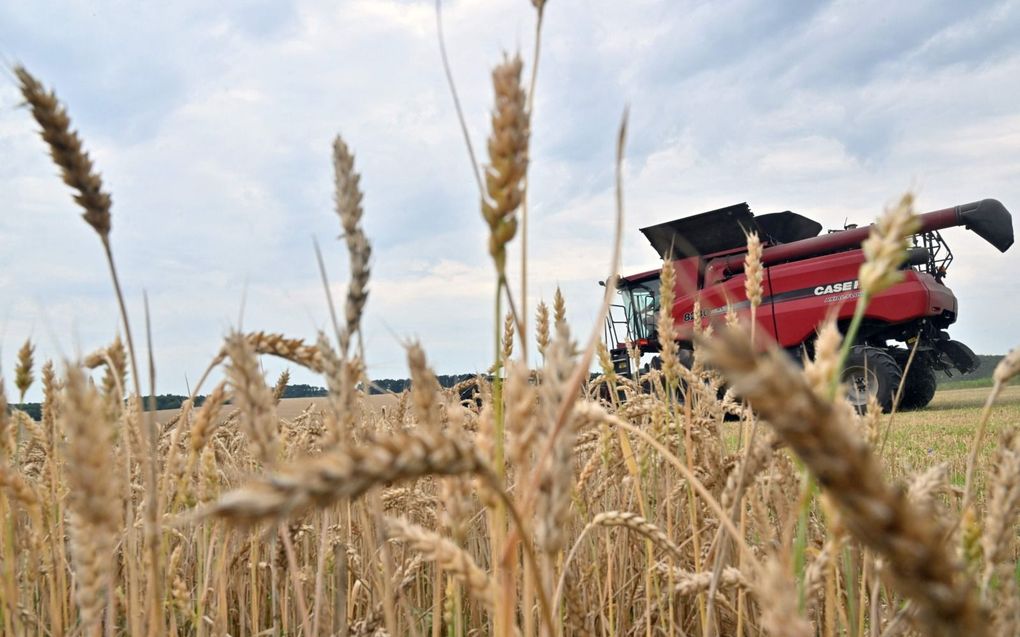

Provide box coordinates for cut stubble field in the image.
[886,384,1020,497]
[154,392,399,425]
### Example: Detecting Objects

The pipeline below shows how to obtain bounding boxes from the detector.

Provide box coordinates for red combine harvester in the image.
[605,199,1014,411]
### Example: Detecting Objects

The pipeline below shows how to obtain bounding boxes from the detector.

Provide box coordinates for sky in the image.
[1,0,1019,402]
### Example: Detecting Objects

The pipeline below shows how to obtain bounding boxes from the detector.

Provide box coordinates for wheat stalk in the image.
[333,136,372,355]
[197,427,493,523]
[14,340,34,402]
[980,429,1020,599]
[15,67,112,238]
[385,516,494,607]
[62,364,121,631]
[703,326,985,637]
[223,331,280,468]
[481,54,529,276]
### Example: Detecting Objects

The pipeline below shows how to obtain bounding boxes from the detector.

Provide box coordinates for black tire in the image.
[842,346,903,413]
[899,363,937,410]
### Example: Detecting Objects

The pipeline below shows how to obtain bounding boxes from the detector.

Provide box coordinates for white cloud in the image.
[2,0,1019,401]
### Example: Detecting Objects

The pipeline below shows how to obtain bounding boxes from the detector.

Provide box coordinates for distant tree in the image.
[281,384,328,398]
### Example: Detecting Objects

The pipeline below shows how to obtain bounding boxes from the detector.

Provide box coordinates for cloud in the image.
[2,0,1019,401]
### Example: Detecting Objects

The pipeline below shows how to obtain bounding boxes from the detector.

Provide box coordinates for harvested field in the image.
[153,392,399,424]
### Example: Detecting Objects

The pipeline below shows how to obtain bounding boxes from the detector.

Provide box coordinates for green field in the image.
[881,384,1020,500]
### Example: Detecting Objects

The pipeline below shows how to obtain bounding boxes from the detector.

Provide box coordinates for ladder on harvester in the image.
[604,304,635,376]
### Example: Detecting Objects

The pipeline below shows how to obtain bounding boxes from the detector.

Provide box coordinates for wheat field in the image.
[3,5,1019,635]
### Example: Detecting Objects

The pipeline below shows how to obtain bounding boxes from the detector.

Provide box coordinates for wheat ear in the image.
[198,427,493,523]
[14,339,34,402]
[980,429,1020,599]
[535,301,550,357]
[62,364,121,630]
[385,516,494,607]
[333,135,372,355]
[703,327,985,637]
[212,331,324,373]
[15,67,112,238]
[17,67,162,622]
[223,331,280,468]
[0,381,11,461]
[482,54,528,276]
[554,510,685,617]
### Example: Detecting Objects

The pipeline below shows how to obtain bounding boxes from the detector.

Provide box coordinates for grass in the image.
[716,385,1020,501]
[938,376,1020,391]
[887,385,1020,497]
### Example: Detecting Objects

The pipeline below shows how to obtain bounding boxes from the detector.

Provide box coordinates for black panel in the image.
[639,203,822,260]
[639,203,756,260]
[754,211,822,244]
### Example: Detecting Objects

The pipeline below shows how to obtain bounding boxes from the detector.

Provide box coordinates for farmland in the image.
[2,5,1018,635]
[886,385,1020,499]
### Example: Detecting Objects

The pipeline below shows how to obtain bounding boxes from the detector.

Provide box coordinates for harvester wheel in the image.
[898,363,937,410]
[842,347,903,413]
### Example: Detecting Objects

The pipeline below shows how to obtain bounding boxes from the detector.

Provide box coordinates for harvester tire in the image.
[842,346,902,413]
[898,363,937,410]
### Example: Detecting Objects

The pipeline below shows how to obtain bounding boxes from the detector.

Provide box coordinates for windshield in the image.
[621,279,660,341]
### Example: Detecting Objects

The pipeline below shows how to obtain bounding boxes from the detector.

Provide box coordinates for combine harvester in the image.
[605,199,1014,411]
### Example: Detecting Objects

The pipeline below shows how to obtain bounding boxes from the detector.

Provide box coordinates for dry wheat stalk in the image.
[189,381,227,456]
[482,54,529,275]
[758,556,813,637]
[315,331,351,445]
[535,301,550,357]
[408,342,442,434]
[0,381,12,461]
[271,370,290,404]
[215,331,325,373]
[553,287,566,327]
[198,426,493,523]
[980,429,1020,598]
[657,259,681,382]
[907,463,950,517]
[596,341,617,387]
[858,194,920,297]
[384,517,494,607]
[804,317,841,398]
[103,336,128,400]
[704,327,985,636]
[15,66,112,239]
[506,360,538,470]
[0,464,41,514]
[652,565,747,597]
[333,135,372,354]
[743,231,763,310]
[223,332,281,468]
[62,364,121,629]
[962,343,1020,514]
[535,322,577,555]
[502,312,514,361]
[993,347,1020,386]
[587,511,684,560]
[14,340,34,402]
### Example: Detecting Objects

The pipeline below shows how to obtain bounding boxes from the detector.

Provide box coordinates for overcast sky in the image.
[2,0,1019,401]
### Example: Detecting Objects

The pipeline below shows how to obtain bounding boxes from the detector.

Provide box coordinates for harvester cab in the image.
[606,199,1014,411]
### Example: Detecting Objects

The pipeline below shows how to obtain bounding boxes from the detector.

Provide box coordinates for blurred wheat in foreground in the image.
[4,12,1020,636]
